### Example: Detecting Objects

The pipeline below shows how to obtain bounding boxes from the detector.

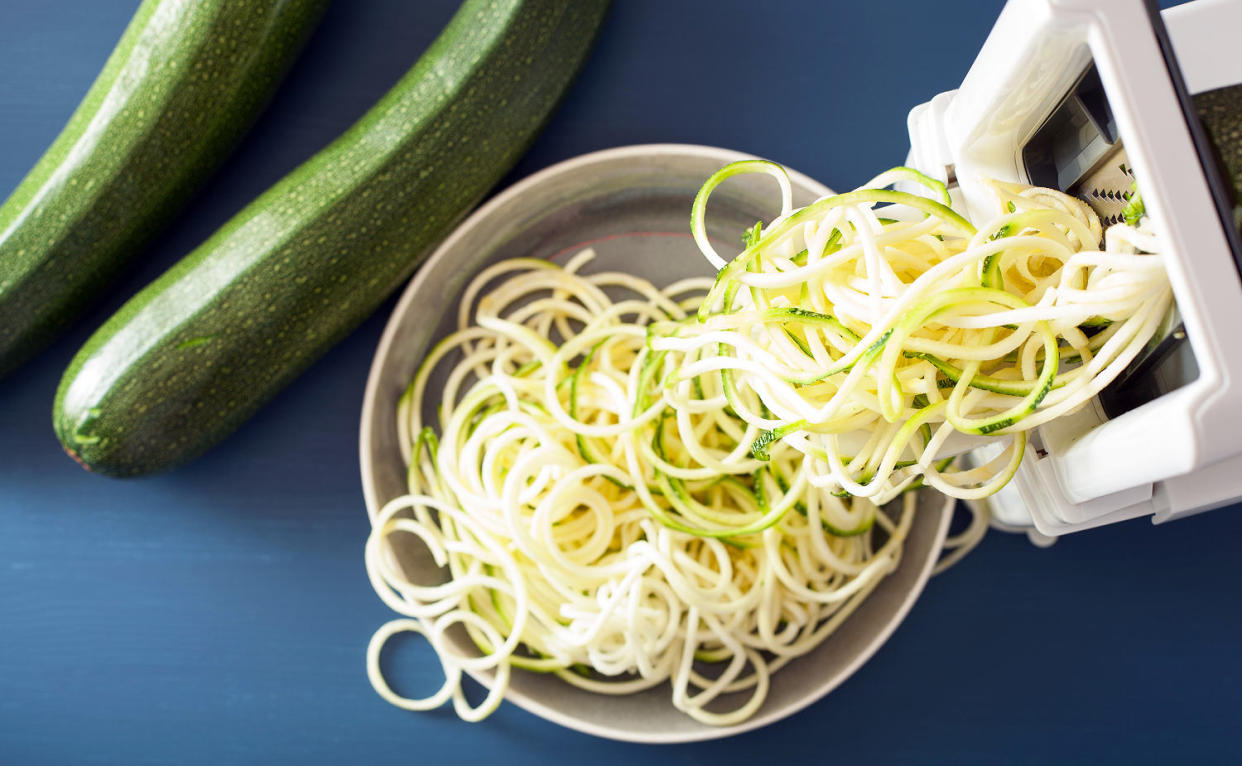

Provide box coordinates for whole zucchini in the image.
[0,0,330,378]
[55,0,610,476]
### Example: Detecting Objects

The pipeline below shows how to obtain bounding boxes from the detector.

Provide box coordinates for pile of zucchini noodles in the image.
[675,162,1171,504]
[365,163,1169,725]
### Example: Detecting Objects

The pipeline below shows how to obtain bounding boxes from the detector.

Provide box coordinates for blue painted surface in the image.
[1,1,1238,764]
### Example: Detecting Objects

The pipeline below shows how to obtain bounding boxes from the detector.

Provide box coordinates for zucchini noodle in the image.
[367,251,919,725]
[365,162,1168,726]
[661,162,1171,503]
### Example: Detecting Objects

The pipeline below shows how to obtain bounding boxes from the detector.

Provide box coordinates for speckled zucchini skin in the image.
[0,0,330,378]
[1194,85,1242,205]
[54,0,610,477]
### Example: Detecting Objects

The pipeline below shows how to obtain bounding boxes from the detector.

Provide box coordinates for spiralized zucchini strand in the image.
[655,164,1171,502]
[366,162,1169,727]
[367,251,914,725]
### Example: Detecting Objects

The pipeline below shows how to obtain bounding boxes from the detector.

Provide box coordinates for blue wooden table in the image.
[2,1,1239,763]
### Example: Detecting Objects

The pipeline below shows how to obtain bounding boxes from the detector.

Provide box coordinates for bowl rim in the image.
[358,143,952,743]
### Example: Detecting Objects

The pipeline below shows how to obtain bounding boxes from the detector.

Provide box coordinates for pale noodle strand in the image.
[367,252,913,725]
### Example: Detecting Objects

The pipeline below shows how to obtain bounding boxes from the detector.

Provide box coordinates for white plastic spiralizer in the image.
[904,0,1242,538]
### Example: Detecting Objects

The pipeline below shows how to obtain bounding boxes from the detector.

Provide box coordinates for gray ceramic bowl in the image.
[359,144,952,742]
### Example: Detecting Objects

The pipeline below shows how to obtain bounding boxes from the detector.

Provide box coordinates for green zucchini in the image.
[0,0,330,377]
[54,0,610,477]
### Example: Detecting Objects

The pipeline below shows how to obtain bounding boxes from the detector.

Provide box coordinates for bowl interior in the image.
[360,144,952,742]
